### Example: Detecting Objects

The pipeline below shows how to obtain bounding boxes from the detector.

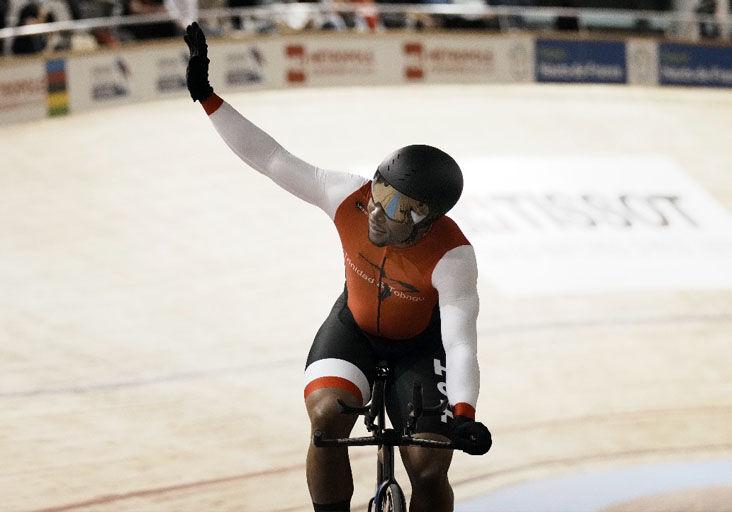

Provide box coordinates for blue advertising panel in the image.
[536,39,626,84]
[659,43,732,88]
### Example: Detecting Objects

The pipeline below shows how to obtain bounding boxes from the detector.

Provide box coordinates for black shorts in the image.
[304,289,454,437]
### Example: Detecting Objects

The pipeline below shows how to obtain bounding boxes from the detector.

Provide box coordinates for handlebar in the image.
[314,376,459,449]
[313,429,455,450]
[337,380,449,435]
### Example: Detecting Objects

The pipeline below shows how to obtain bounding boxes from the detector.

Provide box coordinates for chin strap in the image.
[403,215,437,245]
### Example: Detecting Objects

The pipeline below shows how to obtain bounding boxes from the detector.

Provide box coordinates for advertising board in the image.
[659,43,732,88]
[208,40,280,92]
[536,39,627,84]
[0,60,47,124]
[282,37,399,87]
[67,53,139,112]
[401,36,533,84]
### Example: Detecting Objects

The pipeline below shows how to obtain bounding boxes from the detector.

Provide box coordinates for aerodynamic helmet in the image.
[374,144,463,223]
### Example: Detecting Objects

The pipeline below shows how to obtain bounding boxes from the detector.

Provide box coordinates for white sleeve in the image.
[208,100,367,219]
[432,244,480,413]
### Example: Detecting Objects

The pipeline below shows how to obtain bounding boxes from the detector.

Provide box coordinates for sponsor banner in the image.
[150,48,189,96]
[626,39,659,86]
[536,39,627,84]
[67,53,139,112]
[658,43,732,88]
[451,156,732,295]
[0,60,47,124]
[130,46,198,100]
[66,41,274,113]
[283,37,399,87]
[208,40,278,92]
[402,36,533,84]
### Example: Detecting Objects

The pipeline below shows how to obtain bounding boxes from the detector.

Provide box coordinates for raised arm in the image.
[184,23,365,219]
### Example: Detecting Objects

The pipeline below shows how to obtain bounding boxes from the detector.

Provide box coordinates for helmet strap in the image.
[402,216,437,245]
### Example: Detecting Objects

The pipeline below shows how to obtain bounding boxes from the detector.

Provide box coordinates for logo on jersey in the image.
[343,252,425,303]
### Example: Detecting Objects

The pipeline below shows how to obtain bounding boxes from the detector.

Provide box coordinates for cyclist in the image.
[184,22,491,512]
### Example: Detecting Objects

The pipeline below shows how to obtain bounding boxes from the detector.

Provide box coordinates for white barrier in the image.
[0,32,729,126]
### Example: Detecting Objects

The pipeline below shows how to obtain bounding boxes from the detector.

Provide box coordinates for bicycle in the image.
[313,361,457,512]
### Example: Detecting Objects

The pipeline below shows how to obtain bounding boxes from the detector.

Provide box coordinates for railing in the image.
[0,4,729,49]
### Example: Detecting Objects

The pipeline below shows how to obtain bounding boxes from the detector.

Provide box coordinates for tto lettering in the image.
[433,358,453,424]
[462,194,698,232]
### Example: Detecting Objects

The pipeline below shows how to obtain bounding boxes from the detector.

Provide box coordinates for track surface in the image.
[1,84,731,511]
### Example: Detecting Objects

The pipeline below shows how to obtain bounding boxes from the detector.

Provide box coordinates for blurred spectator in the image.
[229,0,264,31]
[121,0,180,39]
[347,0,379,31]
[375,0,410,29]
[441,0,501,30]
[1,0,8,53]
[695,0,720,38]
[11,2,48,54]
[320,0,363,31]
[65,0,122,47]
[283,0,364,32]
[195,0,227,35]
[489,0,534,29]
[229,0,280,33]
[324,0,372,31]
[164,0,197,28]
[555,0,579,31]
[373,0,498,31]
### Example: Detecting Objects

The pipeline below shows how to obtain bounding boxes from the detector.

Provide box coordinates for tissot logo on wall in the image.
[452,156,732,295]
[659,43,732,88]
[536,39,627,84]
[403,37,532,83]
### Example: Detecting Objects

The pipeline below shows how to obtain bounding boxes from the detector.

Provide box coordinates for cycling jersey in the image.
[335,183,469,340]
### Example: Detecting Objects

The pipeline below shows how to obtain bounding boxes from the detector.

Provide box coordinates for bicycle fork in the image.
[373,376,400,511]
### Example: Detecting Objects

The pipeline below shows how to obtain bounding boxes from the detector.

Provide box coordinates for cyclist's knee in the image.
[402,444,451,488]
[306,388,359,436]
[408,459,449,489]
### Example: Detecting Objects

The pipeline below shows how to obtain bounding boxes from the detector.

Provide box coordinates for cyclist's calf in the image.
[305,388,361,509]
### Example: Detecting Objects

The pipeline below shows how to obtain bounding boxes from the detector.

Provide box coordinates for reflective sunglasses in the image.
[370,173,429,224]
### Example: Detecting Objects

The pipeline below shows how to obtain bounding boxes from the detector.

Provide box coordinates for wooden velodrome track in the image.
[1,83,731,512]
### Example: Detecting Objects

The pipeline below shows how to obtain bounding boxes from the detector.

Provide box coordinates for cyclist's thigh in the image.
[305,290,377,407]
[386,335,452,438]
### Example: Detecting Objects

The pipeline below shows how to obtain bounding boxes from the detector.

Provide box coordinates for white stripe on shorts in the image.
[304,358,371,405]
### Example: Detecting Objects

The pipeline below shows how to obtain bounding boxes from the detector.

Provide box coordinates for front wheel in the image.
[378,483,406,512]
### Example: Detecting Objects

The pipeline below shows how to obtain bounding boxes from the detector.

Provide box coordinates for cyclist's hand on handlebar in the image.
[183,22,214,102]
[452,417,492,455]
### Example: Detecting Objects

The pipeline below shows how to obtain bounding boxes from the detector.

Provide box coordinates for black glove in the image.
[452,416,492,456]
[183,22,214,102]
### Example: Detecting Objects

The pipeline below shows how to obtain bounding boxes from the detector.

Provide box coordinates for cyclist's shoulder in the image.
[333,180,371,222]
[429,215,471,249]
